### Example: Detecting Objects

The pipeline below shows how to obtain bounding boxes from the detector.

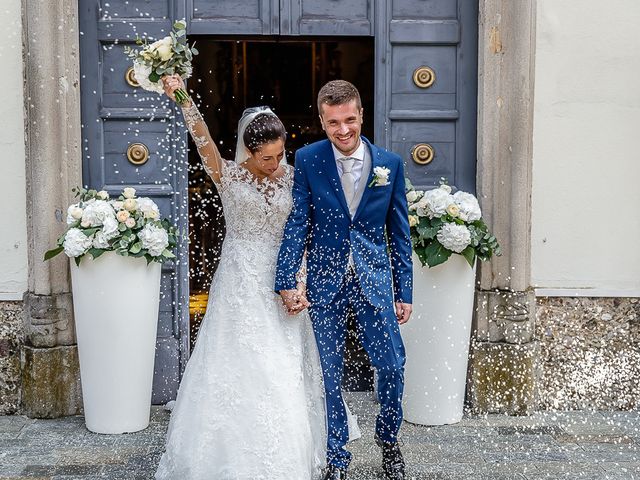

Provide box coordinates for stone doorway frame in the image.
[20,0,537,416]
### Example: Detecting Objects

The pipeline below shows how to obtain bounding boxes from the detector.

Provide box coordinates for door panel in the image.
[391,0,457,19]
[187,0,278,34]
[281,0,373,35]
[79,0,189,404]
[375,0,478,193]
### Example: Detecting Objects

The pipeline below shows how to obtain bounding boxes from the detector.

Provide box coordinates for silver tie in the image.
[339,157,356,206]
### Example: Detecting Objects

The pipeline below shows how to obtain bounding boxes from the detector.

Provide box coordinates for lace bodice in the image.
[217,161,294,245]
[181,101,294,246]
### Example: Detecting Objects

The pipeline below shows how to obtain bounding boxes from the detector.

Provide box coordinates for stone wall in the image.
[536,297,640,410]
[0,301,24,414]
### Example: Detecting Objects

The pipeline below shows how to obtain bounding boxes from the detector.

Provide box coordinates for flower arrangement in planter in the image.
[44,187,177,265]
[406,180,501,268]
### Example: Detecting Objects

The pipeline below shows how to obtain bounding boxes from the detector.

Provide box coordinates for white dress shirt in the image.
[332,139,366,193]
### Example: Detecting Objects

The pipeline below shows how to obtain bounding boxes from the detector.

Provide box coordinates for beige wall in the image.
[0,0,27,300]
[531,1,640,296]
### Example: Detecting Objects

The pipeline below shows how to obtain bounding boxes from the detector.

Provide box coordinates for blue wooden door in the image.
[79,0,477,402]
[79,1,189,404]
[374,0,478,193]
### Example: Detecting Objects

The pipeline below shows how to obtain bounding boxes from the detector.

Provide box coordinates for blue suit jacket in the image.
[275,137,413,308]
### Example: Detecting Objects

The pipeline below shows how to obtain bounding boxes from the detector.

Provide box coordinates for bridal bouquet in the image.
[406,180,500,268]
[44,187,178,266]
[123,19,198,104]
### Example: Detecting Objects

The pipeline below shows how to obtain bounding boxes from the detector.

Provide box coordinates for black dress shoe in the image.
[323,464,347,480]
[375,435,405,480]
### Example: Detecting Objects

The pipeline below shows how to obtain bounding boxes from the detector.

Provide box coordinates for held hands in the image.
[395,302,412,325]
[279,283,310,316]
[161,74,190,106]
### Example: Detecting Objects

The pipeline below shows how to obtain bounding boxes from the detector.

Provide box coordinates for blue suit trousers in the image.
[309,269,406,469]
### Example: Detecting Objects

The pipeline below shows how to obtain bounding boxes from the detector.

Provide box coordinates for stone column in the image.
[468,0,539,415]
[20,0,83,417]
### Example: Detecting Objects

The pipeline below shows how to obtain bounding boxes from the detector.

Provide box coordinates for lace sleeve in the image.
[295,251,307,286]
[181,101,224,184]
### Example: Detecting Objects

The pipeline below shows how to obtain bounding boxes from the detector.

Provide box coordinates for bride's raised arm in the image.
[162,75,224,183]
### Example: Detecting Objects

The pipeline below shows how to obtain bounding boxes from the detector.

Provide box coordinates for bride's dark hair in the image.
[243,113,287,153]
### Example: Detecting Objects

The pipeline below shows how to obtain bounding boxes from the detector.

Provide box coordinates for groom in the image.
[275,80,413,480]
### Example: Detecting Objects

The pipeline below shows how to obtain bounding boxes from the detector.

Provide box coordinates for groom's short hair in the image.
[317,80,362,115]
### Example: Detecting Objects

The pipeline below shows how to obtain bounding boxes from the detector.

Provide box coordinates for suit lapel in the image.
[354,137,379,221]
[318,140,350,217]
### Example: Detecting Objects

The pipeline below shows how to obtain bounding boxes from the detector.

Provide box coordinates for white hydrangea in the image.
[81,200,117,227]
[416,185,455,218]
[92,216,119,249]
[133,61,164,94]
[136,197,160,219]
[138,224,169,257]
[437,223,471,253]
[63,228,93,258]
[453,191,482,222]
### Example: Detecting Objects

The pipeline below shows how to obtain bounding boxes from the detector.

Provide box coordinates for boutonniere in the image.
[368,166,391,187]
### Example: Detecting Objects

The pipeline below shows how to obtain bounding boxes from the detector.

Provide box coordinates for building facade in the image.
[1,0,638,416]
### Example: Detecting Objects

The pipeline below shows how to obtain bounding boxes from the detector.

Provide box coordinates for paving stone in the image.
[0,400,638,478]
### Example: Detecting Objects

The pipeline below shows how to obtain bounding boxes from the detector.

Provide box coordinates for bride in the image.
[154,75,355,479]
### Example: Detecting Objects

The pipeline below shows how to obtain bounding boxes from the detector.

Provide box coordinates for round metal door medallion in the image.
[126,143,150,166]
[411,143,435,165]
[413,66,436,89]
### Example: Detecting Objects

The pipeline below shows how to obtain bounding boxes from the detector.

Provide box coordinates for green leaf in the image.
[460,245,476,267]
[191,47,199,55]
[88,248,106,260]
[129,242,142,254]
[161,249,176,259]
[44,246,64,261]
[74,256,82,267]
[82,227,100,237]
[148,70,160,83]
[424,241,452,268]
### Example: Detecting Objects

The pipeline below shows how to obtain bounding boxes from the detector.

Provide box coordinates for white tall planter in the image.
[401,253,476,425]
[70,252,162,434]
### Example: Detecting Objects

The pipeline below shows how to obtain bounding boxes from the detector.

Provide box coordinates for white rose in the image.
[96,190,109,200]
[66,205,83,224]
[446,204,460,218]
[63,228,93,258]
[111,200,124,211]
[452,191,482,222]
[123,198,137,211]
[138,224,169,257]
[116,210,130,223]
[132,61,164,94]
[406,190,420,203]
[373,166,391,186]
[125,218,136,229]
[81,200,116,227]
[437,223,472,253]
[419,188,455,218]
[123,187,136,199]
[409,215,419,227]
[150,36,173,61]
[136,197,161,219]
[440,184,452,194]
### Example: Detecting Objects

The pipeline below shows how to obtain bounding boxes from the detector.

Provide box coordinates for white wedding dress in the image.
[155,159,328,479]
